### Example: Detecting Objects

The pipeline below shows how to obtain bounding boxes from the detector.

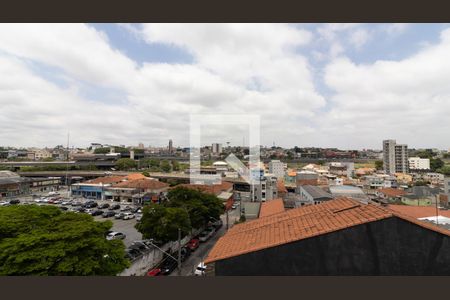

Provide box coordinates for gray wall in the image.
[214,217,450,275]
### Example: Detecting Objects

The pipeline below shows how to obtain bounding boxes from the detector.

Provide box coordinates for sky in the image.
[0,23,449,150]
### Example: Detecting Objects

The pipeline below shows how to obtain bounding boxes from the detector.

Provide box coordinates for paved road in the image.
[172,208,241,276]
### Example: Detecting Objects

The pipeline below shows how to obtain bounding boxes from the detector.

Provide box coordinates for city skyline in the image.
[1,24,450,149]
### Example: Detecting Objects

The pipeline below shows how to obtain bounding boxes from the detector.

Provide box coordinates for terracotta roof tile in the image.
[259,199,285,218]
[111,178,168,190]
[175,182,233,196]
[388,205,450,219]
[86,176,126,184]
[378,188,407,197]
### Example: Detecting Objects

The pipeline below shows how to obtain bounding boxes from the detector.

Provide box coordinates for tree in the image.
[135,204,191,243]
[160,160,171,173]
[115,158,137,170]
[166,187,224,229]
[0,205,129,275]
[171,160,180,171]
[430,158,444,172]
[375,160,383,170]
[94,147,111,154]
[437,165,450,175]
[142,171,150,177]
[42,157,55,162]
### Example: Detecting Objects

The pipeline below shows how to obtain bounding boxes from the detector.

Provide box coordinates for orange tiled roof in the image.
[277,180,288,193]
[126,173,147,180]
[388,205,450,219]
[205,198,450,264]
[111,178,168,190]
[259,199,285,218]
[175,182,233,195]
[378,188,407,197]
[86,176,126,184]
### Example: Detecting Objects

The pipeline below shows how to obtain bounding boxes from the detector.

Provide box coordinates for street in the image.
[171,207,240,276]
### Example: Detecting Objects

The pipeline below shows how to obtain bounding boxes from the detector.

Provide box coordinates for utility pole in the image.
[65,132,70,198]
[177,227,182,276]
[226,209,229,230]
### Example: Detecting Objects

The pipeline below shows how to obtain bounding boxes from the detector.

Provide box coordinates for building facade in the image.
[268,160,285,179]
[383,140,409,174]
[212,143,222,155]
[409,157,430,170]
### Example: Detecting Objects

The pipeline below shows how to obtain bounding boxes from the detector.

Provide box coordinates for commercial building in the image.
[298,185,333,205]
[409,157,430,170]
[106,178,169,204]
[168,139,173,153]
[328,185,368,202]
[0,171,60,198]
[205,198,450,275]
[268,160,285,179]
[383,140,409,174]
[296,171,319,186]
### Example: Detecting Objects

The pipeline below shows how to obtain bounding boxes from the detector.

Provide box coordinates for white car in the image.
[48,191,60,196]
[0,201,10,206]
[194,262,207,276]
[123,212,135,220]
[106,232,126,240]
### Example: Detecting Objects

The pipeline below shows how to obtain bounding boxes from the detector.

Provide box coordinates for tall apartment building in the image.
[268,160,285,179]
[383,140,409,174]
[408,157,430,170]
[212,143,222,154]
[168,139,173,153]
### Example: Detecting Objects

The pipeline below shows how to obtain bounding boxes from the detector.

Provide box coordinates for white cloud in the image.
[349,28,370,49]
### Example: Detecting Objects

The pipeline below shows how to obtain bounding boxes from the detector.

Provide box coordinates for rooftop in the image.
[259,198,285,218]
[301,185,332,200]
[205,198,450,264]
[111,178,168,190]
[388,205,450,219]
[378,188,407,198]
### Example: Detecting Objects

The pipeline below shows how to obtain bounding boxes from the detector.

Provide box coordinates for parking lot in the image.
[3,189,142,247]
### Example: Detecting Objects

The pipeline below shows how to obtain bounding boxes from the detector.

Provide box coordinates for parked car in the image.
[47,191,60,197]
[180,247,191,262]
[205,226,216,237]
[99,203,110,209]
[83,201,98,208]
[114,212,126,219]
[186,238,200,251]
[109,204,121,210]
[9,199,20,205]
[85,208,94,214]
[136,213,143,222]
[146,268,162,276]
[61,200,72,205]
[160,258,178,275]
[74,207,86,213]
[120,205,132,212]
[210,218,223,229]
[106,232,126,240]
[122,212,135,220]
[91,210,104,216]
[194,262,207,276]
[102,211,116,218]
[72,201,82,206]
[0,201,10,206]
[198,231,210,242]
[59,206,69,211]
[125,248,142,261]
[129,241,151,251]
[130,207,141,213]
[53,200,62,205]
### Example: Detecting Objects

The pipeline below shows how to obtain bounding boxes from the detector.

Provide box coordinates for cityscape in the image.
[1,23,450,276]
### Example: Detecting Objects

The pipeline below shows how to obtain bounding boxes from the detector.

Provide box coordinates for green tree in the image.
[142,171,150,177]
[430,158,444,172]
[375,160,383,170]
[135,204,191,243]
[115,158,137,171]
[94,147,111,154]
[160,160,171,173]
[171,160,180,171]
[166,187,224,229]
[0,205,129,275]
[437,165,450,175]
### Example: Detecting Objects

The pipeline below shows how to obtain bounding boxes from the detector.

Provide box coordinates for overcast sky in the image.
[0,23,449,150]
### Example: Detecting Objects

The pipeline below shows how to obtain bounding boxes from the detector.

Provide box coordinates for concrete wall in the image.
[214,217,450,275]
[118,235,191,276]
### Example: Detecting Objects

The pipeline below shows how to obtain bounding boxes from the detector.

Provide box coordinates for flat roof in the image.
[300,185,332,200]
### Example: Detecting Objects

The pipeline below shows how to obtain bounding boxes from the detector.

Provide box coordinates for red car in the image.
[186,238,200,251]
[146,268,162,276]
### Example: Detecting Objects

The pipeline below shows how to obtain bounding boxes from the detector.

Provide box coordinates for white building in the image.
[34,149,52,160]
[409,157,430,170]
[268,160,285,179]
[211,143,222,154]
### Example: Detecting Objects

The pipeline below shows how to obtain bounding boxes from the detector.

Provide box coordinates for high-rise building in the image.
[168,139,173,153]
[212,143,222,154]
[383,140,409,174]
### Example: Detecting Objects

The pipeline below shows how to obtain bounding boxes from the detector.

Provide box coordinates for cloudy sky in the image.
[0,23,449,150]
